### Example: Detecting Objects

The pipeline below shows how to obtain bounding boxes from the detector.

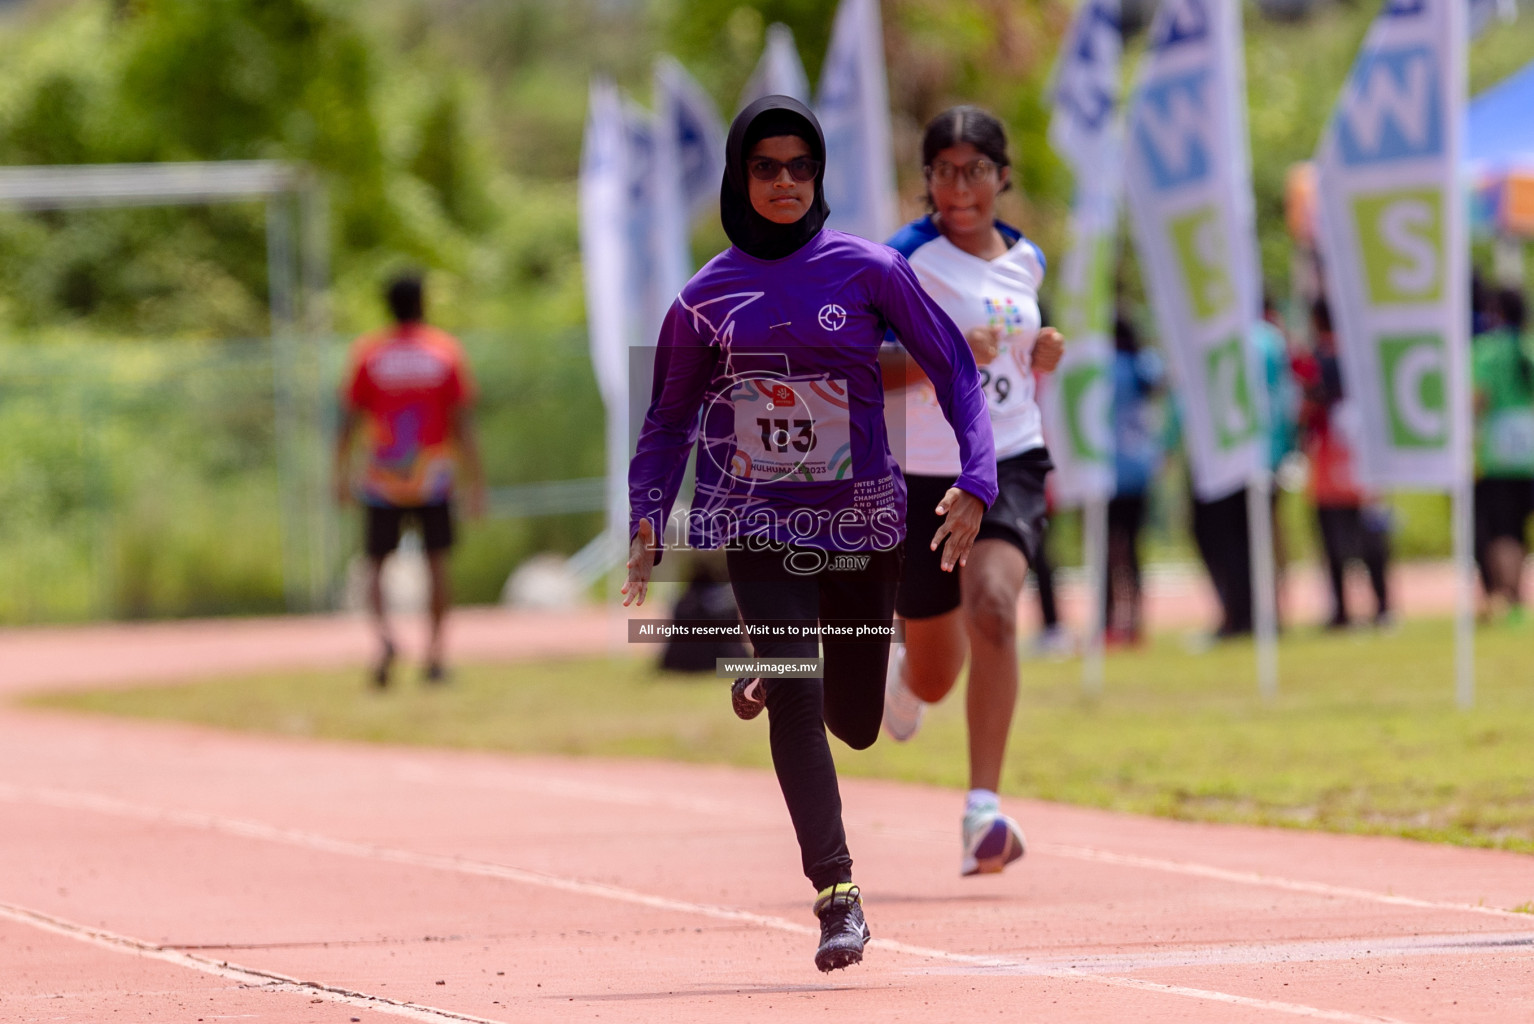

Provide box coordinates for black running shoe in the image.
[813,884,870,972]
[730,676,767,720]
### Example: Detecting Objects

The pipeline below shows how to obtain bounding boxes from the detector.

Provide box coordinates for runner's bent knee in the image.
[965,582,1020,647]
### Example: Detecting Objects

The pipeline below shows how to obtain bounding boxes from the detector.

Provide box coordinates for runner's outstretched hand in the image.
[931,487,985,572]
[622,518,658,607]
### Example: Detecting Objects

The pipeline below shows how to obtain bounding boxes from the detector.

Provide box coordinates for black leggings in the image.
[725,543,902,892]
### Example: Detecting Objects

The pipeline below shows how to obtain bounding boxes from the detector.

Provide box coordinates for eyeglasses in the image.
[747,156,822,183]
[926,158,1001,187]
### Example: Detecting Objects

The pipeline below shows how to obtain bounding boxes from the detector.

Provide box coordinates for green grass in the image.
[27,618,1534,855]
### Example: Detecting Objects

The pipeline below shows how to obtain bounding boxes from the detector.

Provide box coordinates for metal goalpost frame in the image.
[0,161,333,613]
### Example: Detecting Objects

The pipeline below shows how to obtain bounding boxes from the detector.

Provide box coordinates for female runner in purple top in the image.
[622,96,996,972]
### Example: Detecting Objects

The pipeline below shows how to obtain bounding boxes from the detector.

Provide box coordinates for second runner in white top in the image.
[886,214,1047,476]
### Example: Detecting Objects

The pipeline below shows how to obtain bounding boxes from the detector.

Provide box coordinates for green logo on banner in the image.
[1061,363,1108,463]
[1378,332,1446,448]
[1352,189,1444,305]
[1170,205,1233,322]
[1205,336,1256,451]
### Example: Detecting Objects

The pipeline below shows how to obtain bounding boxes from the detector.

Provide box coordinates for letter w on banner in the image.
[1313,0,1468,490]
[1045,0,1123,507]
[1124,0,1266,502]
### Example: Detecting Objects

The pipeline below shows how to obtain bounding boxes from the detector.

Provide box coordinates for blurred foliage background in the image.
[0,0,1530,622]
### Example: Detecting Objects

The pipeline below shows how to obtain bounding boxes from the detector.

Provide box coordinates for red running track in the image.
[2,702,1532,1023]
[1,559,1524,1023]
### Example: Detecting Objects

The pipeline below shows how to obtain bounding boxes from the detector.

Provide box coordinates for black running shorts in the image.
[896,448,1052,620]
[1474,477,1534,547]
[364,502,455,558]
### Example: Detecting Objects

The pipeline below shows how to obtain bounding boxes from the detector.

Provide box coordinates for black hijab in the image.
[721,96,830,261]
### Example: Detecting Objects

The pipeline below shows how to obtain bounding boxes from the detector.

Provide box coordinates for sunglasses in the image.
[747,156,822,183]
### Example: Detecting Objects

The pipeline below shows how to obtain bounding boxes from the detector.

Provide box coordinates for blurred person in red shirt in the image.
[1293,298,1390,629]
[335,271,485,686]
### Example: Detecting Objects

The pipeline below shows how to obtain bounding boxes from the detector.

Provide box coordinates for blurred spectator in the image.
[1187,294,1295,639]
[335,271,486,686]
[1293,297,1390,629]
[1105,312,1164,646]
[1471,287,1534,623]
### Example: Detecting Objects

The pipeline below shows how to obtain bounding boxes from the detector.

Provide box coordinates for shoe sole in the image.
[814,927,871,972]
[731,679,765,720]
[815,945,863,972]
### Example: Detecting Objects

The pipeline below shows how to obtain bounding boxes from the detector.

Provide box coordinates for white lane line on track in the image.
[916,930,1534,974]
[389,761,767,821]
[383,764,1532,923]
[3,783,1416,1024]
[1032,842,1533,921]
[0,901,507,1024]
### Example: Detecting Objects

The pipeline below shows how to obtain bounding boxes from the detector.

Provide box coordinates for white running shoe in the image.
[961,802,1026,876]
[881,645,925,741]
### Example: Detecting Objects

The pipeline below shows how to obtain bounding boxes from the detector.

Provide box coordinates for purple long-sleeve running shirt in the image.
[629,229,996,559]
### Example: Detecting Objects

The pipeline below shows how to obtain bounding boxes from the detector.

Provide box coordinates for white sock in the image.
[966,788,999,813]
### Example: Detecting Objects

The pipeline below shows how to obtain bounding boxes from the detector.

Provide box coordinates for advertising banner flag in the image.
[1313,0,1468,491]
[739,23,811,109]
[652,57,725,321]
[580,78,629,415]
[581,80,664,547]
[816,0,897,243]
[1045,0,1123,507]
[1124,0,1266,502]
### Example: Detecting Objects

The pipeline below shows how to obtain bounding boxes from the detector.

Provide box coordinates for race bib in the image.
[728,376,853,483]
